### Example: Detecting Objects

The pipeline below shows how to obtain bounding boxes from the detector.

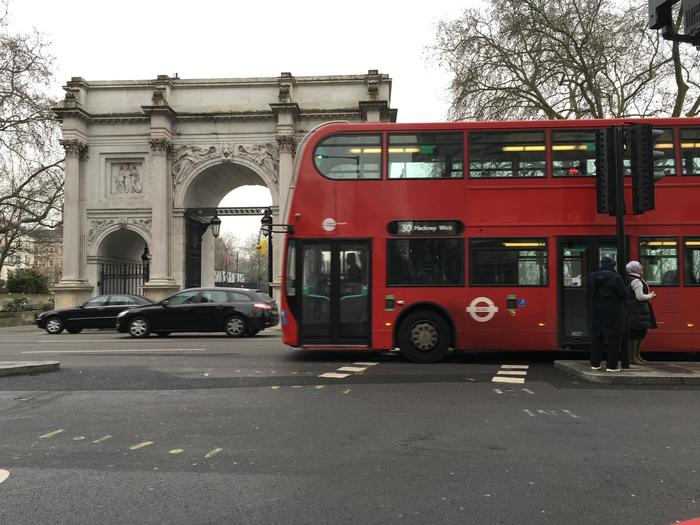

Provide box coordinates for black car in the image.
[36,294,153,334]
[116,287,279,338]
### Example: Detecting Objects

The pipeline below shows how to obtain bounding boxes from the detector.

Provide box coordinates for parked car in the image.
[36,294,153,334]
[116,287,279,338]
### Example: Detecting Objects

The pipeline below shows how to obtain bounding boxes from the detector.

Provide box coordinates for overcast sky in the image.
[9,0,478,240]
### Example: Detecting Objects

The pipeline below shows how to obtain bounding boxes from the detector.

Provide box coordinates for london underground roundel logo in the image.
[466,297,499,323]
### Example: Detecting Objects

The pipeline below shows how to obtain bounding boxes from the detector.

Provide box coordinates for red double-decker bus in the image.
[279,118,700,362]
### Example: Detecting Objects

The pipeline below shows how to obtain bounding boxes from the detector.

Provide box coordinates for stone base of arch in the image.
[141,281,180,302]
[52,281,94,309]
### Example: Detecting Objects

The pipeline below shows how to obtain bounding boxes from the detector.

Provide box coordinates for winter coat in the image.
[589,268,628,336]
[625,274,657,330]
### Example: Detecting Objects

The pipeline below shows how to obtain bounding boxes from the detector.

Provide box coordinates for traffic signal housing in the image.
[629,124,665,214]
[595,127,617,215]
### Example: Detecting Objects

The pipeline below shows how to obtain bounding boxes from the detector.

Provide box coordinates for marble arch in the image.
[53,71,396,307]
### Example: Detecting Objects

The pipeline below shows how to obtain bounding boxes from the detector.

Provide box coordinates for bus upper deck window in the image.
[469,131,546,178]
[313,134,382,180]
[681,128,700,176]
[388,133,463,179]
[552,130,597,177]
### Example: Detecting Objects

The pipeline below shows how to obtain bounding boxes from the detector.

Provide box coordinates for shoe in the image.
[590,366,601,370]
[606,367,621,372]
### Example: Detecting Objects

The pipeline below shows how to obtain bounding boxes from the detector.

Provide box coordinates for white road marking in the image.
[563,410,579,419]
[492,377,525,384]
[92,435,113,444]
[129,441,154,450]
[522,388,535,395]
[204,447,223,459]
[169,449,184,455]
[501,364,529,370]
[496,370,527,376]
[537,410,555,416]
[319,372,350,379]
[337,366,367,373]
[493,388,504,394]
[39,429,64,439]
[23,348,206,354]
[353,362,378,366]
[523,409,536,417]
[0,470,9,484]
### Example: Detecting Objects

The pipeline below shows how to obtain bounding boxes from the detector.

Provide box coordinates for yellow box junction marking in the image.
[39,429,64,439]
[169,449,184,455]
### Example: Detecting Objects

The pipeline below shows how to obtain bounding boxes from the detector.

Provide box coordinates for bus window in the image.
[469,239,548,286]
[552,130,597,177]
[681,128,700,176]
[684,239,700,285]
[388,133,463,179]
[468,131,546,178]
[313,134,382,180]
[387,238,464,286]
[639,238,679,286]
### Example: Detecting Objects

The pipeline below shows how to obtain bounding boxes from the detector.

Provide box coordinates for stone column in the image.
[201,229,216,287]
[53,139,93,308]
[142,138,179,301]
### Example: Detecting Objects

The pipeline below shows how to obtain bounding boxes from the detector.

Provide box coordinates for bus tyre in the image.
[128,317,150,338]
[398,310,451,363]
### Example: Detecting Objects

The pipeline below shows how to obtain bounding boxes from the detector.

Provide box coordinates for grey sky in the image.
[9,0,475,238]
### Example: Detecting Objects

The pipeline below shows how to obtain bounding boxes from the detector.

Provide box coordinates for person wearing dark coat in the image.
[624,260,657,365]
[589,256,628,371]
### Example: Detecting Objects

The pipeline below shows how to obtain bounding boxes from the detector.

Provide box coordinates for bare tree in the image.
[0,1,63,279]
[433,0,700,121]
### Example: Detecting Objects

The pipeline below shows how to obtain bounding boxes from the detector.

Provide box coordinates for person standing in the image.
[624,260,657,365]
[589,256,628,371]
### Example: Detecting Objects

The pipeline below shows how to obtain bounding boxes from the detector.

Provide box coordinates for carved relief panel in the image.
[111,162,143,194]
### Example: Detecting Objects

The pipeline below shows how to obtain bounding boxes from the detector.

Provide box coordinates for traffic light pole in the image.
[613,126,630,369]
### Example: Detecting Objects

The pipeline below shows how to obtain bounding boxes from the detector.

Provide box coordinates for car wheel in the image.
[156,331,171,337]
[225,315,247,337]
[45,316,64,335]
[398,310,451,363]
[128,317,151,338]
[245,328,261,337]
[67,328,82,334]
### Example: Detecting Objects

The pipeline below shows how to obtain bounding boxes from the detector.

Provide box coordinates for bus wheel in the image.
[398,310,450,363]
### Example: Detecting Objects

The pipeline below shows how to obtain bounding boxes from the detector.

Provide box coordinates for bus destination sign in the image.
[389,220,464,236]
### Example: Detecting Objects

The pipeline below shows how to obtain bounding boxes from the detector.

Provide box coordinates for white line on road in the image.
[39,429,64,439]
[22,348,206,354]
[353,362,378,366]
[0,470,9,484]
[92,435,113,444]
[319,372,351,379]
[493,388,503,394]
[205,447,223,459]
[129,441,154,450]
[501,364,530,370]
[496,370,528,376]
[492,377,525,384]
[522,388,535,395]
[523,409,536,417]
[563,410,580,419]
[337,366,367,373]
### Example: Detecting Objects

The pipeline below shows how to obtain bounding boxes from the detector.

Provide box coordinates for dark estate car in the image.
[115,287,279,338]
[36,294,153,334]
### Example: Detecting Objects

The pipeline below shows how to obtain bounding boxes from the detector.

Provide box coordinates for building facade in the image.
[53,71,395,307]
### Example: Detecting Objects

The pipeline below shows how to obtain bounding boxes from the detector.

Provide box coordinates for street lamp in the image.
[260,208,273,292]
[260,208,273,237]
[209,214,222,238]
[141,243,151,282]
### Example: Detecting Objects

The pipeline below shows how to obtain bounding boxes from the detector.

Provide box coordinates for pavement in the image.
[555,360,700,385]
[0,361,60,377]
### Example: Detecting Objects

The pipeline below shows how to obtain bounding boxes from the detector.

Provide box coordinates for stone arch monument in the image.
[53,71,396,307]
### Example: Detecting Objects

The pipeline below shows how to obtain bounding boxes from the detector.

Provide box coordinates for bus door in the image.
[558,238,618,347]
[298,240,371,345]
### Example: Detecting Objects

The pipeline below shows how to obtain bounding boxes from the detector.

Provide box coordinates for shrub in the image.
[6,296,28,312]
[6,267,49,294]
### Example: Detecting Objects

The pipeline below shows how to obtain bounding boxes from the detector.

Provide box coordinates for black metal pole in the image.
[614,126,630,369]
[267,232,273,294]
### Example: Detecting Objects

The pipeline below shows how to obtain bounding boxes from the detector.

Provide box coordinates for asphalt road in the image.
[0,326,698,525]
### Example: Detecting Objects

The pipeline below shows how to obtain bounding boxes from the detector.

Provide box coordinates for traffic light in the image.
[256,238,267,257]
[629,123,665,214]
[595,127,617,215]
[648,0,675,29]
